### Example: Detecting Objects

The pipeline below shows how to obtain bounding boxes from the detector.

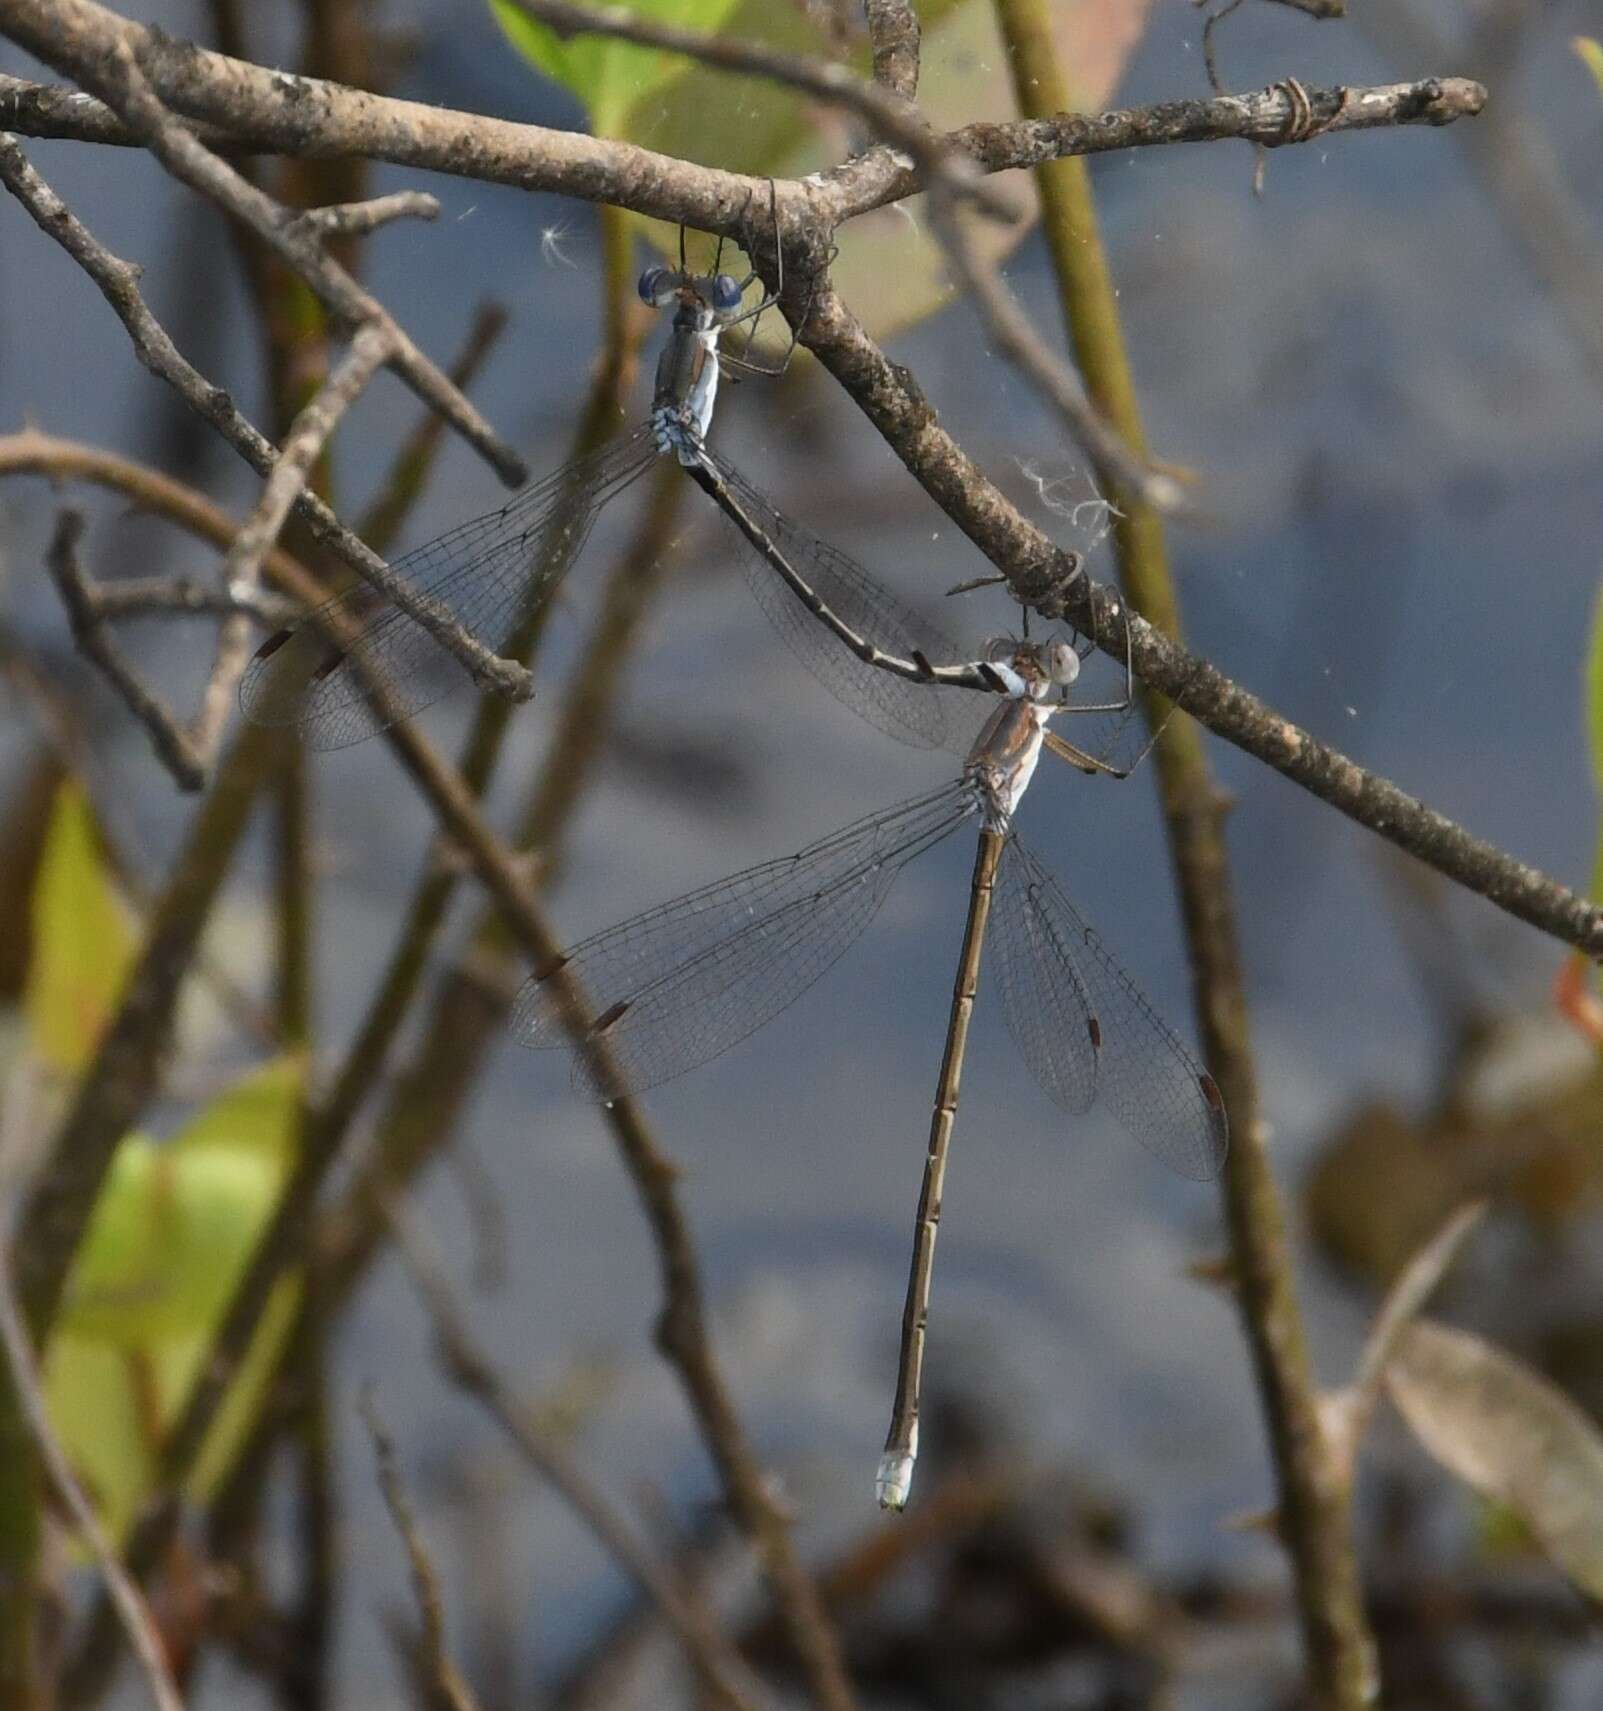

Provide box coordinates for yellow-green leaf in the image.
[24,781,134,1076]
[58,1057,301,1343]
[492,0,1153,346]
[1575,37,1603,100]
[489,0,742,137]
[44,1057,305,1546]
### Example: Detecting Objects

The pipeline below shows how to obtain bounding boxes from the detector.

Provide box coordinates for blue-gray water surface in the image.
[4,2,1602,1704]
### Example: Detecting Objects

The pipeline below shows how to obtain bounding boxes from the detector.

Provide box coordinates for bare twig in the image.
[864,0,920,98]
[13,721,277,1344]
[924,191,1183,512]
[0,431,307,610]
[46,510,208,789]
[847,76,1485,212]
[289,187,438,240]
[992,3,1371,1704]
[190,319,396,770]
[388,1201,771,1711]
[89,576,298,628]
[66,20,521,482]
[0,134,531,703]
[793,283,1603,959]
[0,11,1480,227]
[0,1245,185,1711]
[1360,4,1603,388]
[356,301,511,554]
[30,439,845,1711]
[500,0,1011,220]
[1326,1200,1488,1476]
[357,1388,482,1711]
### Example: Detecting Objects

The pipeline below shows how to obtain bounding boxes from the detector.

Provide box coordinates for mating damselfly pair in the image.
[242,228,1227,1510]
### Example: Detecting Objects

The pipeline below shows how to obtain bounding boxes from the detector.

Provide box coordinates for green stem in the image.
[992,3,1374,1706]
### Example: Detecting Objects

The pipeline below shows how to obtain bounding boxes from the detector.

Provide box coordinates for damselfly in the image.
[241,219,1004,752]
[513,635,1228,1509]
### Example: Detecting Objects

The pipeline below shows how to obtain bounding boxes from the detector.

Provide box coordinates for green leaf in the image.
[1387,1319,1603,1599]
[44,1057,305,1546]
[58,1058,301,1344]
[493,0,1154,345]
[489,0,742,137]
[24,780,134,1076]
[1576,37,1603,101]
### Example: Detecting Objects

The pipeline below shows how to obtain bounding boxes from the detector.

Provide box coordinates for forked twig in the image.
[189,320,397,770]
[46,510,207,789]
[357,1388,483,1711]
[0,133,531,706]
[387,1200,772,1711]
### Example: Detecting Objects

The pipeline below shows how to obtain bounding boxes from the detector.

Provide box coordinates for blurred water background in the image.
[4,1,1603,1703]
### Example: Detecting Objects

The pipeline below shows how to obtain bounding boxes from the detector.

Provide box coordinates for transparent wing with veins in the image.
[513,781,978,1099]
[993,834,1228,1180]
[240,424,660,751]
[697,449,994,752]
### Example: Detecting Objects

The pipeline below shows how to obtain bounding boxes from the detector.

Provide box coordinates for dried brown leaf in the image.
[1387,1319,1603,1599]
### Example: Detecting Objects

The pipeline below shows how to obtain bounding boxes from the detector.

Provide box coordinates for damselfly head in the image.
[1042,639,1080,688]
[985,636,1080,698]
[639,265,746,310]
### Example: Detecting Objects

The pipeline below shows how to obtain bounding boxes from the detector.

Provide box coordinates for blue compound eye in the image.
[710,273,744,314]
[637,266,675,305]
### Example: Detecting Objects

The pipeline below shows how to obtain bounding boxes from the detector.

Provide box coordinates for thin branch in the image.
[993,4,1371,1704]
[864,0,920,98]
[66,19,521,483]
[0,133,531,704]
[288,187,438,240]
[13,721,278,1344]
[500,0,1013,220]
[28,446,846,1711]
[89,576,298,627]
[46,510,208,789]
[793,285,1603,959]
[0,1243,185,1711]
[839,75,1487,213]
[356,300,511,554]
[357,1388,482,1711]
[1327,1200,1488,1476]
[924,190,1183,512]
[0,9,1482,229]
[190,319,396,770]
[0,431,302,605]
[388,1201,771,1711]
